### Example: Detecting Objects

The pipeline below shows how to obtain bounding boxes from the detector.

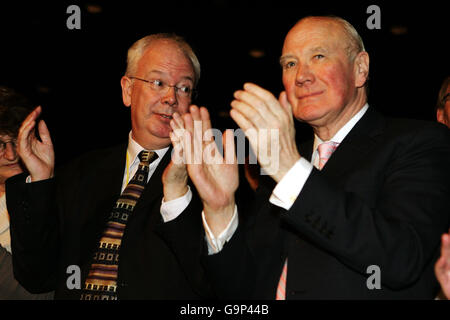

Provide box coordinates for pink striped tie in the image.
[276,259,288,300]
[318,141,339,170]
[275,141,339,299]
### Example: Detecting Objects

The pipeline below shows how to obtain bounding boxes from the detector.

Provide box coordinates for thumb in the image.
[38,119,53,145]
[279,91,293,117]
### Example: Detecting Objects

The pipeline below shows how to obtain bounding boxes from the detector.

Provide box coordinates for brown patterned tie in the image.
[80,150,157,300]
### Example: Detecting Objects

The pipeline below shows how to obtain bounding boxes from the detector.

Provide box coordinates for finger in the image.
[19,107,40,138]
[182,129,196,165]
[231,99,267,129]
[171,113,186,140]
[243,83,286,119]
[442,234,450,263]
[189,105,209,146]
[183,113,194,135]
[169,131,180,146]
[17,117,37,152]
[37,120,53,146]
[229,108,255,133]
[182,114,202,164]
[170,132,185,165]
[199,106,213,142]
[230,109,259,154]
[223,129,237,165]
[23,106,41,127]
[243,83,277,103]
[189,104,201,122]
[233,90,271,120]
[199,106,212,131]
[171,112,184,129]
[435,256,446,279]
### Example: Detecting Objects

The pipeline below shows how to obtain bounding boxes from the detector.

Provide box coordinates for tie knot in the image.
[138,150,157,164]
[317,141,339,170]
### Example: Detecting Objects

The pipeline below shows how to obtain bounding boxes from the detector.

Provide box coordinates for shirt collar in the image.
[127,131,170,164]
[313,103,369,152]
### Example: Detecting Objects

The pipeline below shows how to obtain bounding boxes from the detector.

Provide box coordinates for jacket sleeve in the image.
[5,172,59,293]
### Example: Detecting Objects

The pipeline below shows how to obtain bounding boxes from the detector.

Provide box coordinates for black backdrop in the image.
[0,0,448,165]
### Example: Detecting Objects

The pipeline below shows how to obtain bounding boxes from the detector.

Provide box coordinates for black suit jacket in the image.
[205,107,450,299]
[6,143,212,299]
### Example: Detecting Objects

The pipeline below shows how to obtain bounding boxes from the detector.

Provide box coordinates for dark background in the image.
[0,0,448,165]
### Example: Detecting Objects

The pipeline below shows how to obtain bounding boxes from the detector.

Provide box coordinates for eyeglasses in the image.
[129,76,195,99]
[0,139,17,157]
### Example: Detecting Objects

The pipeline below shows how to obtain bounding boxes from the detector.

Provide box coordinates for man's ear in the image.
[437,108,446,125]
[120,76,132,107]
[354,51,370,88]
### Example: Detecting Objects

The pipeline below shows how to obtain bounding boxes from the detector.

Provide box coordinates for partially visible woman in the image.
[0,86,53,299]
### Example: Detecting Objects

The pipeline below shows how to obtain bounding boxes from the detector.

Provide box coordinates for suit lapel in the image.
[80,144,127,266]
[317,107,386,180]
[298,139,314,162]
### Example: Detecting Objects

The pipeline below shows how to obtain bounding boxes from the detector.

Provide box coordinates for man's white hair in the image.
[125,33,201,87]
[299,16,366,61]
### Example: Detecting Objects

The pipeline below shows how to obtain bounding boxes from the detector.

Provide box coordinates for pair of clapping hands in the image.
[162,83,301,237]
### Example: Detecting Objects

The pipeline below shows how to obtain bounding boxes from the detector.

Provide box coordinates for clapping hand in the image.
[17,106,55,182]
[435,230,450,299]
[171,105,239,237]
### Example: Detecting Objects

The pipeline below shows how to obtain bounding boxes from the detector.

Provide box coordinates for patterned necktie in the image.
[318,141,339,170]
[80,150,157,300]
[275,141,339,300]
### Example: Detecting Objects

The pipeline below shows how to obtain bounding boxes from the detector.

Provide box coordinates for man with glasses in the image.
[0,86,53,299]
[6,34,211,299]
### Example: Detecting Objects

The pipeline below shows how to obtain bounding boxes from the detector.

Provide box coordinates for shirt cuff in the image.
[160,186,192,223]
[202,205,238,255]
[269,157,313,210]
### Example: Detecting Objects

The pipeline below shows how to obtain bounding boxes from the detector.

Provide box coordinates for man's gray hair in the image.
[299,16,366,61]
[333,16,366,61]
[125,33,201,87]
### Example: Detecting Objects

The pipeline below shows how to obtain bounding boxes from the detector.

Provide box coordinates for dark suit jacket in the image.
[204,107,450,299]
[6,143,212,299]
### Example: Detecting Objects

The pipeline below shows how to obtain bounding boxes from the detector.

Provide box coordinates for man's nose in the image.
[4,142,18,161]
[295,63,315,87]
[161,86,178,107]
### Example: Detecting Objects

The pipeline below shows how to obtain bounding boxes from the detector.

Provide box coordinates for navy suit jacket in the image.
[204,107,450,299]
